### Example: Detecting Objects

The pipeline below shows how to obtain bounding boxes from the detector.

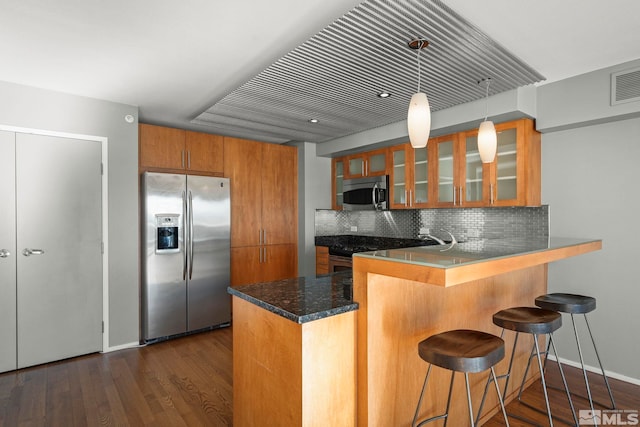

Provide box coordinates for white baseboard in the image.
[101,341,143,353]
[547,354,640,386]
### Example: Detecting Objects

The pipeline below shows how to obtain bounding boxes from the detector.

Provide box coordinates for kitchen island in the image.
[352,237,602,426]
[228,271,358,427]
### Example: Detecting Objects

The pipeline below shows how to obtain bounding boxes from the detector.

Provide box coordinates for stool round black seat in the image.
[418,329,505,373]
[535,293,596,314]
[412,329,510,427]
[493,306,562,334]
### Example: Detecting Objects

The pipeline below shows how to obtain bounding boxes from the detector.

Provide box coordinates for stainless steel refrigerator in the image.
[141,172,230,342]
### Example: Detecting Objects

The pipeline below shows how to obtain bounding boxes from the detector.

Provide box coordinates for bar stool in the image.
[535,293,616,413]
[477,307,577,427]
[412,329,510,427]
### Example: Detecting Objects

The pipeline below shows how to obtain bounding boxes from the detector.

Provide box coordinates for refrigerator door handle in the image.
[188,190,194,280]
[182,190,187,280]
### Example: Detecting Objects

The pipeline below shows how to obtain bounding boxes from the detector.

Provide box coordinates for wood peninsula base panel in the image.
[353,261,548,427]
[232,297,356,427]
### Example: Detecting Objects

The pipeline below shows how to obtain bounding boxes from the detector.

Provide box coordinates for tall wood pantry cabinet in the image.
[224,137,298,286]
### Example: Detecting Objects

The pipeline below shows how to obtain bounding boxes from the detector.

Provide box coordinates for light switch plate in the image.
[350,226,357,232]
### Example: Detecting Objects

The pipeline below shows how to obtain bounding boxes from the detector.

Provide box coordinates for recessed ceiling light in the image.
[378,92,391,98]
[309,118,319,123]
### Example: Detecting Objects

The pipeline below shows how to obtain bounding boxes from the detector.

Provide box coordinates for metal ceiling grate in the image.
[192,0,545,143]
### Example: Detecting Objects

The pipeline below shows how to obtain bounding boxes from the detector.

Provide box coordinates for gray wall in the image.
[542,119,640,381]
[296,142,331,276]
[538,59,640,381]
[0,80,139,348]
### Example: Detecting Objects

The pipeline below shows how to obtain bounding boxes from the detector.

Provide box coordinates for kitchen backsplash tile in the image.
[315,206,549,242]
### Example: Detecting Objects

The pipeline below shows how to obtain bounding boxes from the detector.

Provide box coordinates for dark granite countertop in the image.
[315,234,440,256]
[227,271,357,324]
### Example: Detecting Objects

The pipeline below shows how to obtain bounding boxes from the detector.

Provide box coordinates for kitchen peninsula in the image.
[353,237,601,426]
[229,237,601,426]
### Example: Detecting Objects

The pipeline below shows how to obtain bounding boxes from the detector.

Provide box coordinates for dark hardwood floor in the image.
[0,326,638,426]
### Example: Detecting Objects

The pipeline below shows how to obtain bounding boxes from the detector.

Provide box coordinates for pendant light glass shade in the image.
[407,39,430,149]
[408,92,431,148]
[478,120,497,163]
[478,78,497,163]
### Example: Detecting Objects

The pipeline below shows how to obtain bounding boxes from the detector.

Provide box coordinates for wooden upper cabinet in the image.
[185,131,223,174]
[139,124,223,175]
[139,124,185,170]
[460,118,540,207]
[389,143,431,209]
[332,118,541,209]
[344,147,388,179]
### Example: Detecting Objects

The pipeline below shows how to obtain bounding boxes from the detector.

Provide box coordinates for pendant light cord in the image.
[416,40,424,93]
[484,78,491,121]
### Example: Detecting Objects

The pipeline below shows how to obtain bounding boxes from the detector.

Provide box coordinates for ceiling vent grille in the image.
[611,66,640,105]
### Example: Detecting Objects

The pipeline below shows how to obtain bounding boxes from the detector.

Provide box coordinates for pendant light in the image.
[478,78,497,163]
[407,39,431,149]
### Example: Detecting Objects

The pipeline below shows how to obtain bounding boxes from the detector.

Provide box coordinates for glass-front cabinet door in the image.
[463,135,484,205]
[433,134,459,206]
[412,145,429,207]
[345,148,387,178]
[492,125,518,204]
[390,143,430,208]
[390,144,411,208]
[332,158,344,210]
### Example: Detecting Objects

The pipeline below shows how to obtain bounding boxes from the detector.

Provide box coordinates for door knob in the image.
[22,248,45,256]
[0,249,10,258]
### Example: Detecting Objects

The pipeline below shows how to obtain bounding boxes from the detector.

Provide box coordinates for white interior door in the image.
[0,131,17,373]
[16,133,102,369]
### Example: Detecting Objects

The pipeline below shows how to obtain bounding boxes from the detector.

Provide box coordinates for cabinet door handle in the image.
[490,184,495,205]
[263,247,267,264]
[263,229,267,245]
[409,190,413,207]
[404,190,407,207]
[259,229,262,245]
[453,186,457,205]
[181,150,185,169]
[459,187,463,205]
[0,249,10,258]
[188,151,191,169]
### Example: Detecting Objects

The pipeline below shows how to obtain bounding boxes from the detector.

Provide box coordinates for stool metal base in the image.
[476,329,578,427]
[412,364,509,427]
[536,294,616,412]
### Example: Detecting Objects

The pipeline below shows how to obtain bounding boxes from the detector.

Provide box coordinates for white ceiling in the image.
[1,0,639,142]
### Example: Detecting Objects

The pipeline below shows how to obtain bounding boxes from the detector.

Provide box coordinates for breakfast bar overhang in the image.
[352,237,602,426]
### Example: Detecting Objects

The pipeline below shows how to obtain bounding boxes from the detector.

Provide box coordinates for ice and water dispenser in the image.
[155,214,180,253]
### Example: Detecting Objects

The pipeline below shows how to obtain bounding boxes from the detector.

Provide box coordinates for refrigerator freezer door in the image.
[142,172,187,340]
[186,175,231,330]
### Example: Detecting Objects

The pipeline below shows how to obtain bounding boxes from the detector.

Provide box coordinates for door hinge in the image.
[101,163,104,175]
[102,321,104,333]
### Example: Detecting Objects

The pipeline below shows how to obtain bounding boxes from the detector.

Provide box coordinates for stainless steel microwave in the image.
[342,175,389,211]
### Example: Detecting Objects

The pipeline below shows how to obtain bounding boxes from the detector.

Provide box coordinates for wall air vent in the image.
[611,66,640,105]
